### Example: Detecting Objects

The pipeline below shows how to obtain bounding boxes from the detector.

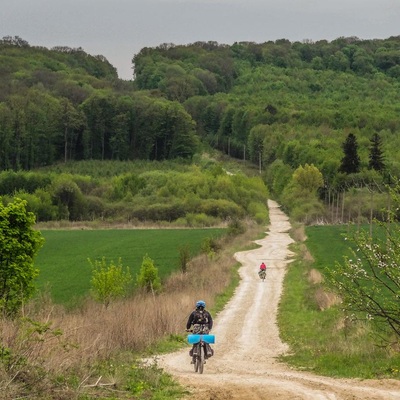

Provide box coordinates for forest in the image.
[1,35,400,224]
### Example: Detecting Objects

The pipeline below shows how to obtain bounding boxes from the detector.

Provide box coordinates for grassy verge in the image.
[277,224,400,379]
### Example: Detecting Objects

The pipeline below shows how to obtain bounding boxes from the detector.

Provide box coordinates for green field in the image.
[34,228,225,304]
[305,223,389,273]
[305,224,353,270]
[278,223,400,379]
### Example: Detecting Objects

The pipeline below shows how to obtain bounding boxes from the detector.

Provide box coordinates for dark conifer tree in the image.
[339,133,360,174]
[368,133,385,172]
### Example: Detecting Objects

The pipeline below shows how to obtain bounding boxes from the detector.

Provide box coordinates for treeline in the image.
[2,35,400,223]
[0,37,199,170]
[0,160,269,225]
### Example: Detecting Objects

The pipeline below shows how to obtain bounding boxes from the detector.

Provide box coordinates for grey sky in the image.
[1,0,399,80]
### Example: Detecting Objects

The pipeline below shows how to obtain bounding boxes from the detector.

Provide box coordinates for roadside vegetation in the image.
[0,211,262,399]
[278,222,400,379]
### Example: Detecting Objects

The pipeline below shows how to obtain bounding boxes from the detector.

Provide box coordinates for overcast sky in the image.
[2,0,400,80]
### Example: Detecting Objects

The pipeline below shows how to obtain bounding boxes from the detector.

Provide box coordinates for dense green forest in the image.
[2,35,400,224]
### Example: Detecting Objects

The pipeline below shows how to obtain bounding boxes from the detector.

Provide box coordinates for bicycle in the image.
[258,269,266,281]
[187,327,215,374]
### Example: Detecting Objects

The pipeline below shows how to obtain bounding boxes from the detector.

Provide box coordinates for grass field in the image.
[34,228,225,305]
[278,223,400,379]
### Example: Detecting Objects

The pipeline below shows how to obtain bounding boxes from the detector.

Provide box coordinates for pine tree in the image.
[339,133,360,174]
[368,133,385,172]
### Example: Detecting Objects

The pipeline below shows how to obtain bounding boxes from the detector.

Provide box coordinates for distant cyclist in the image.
[186,300,214,358]
[258,262,267,280]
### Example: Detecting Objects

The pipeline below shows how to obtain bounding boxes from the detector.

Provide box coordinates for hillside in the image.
[2,35,400,224]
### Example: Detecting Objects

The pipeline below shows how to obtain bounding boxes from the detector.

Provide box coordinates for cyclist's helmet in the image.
[196,300,206,309]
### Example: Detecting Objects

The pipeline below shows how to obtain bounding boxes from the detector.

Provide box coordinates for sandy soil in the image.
[157,200,400,400]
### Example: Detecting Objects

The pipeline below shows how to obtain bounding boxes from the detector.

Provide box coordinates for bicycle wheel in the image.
[193,344,200,372]
[198,343,204,374]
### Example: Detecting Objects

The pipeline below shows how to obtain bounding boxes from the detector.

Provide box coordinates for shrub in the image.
[89,257,133,308]
[136,255,161,293]
[227,218,246,236]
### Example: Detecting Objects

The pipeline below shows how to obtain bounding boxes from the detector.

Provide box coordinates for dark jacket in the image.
[186,308,213,330]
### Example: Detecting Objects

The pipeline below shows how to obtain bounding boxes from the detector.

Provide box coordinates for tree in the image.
[89,257,132,308]
[368,133,385,172]
[60,98,85,163]
[81,92,116,160]
[247,125,265,164]
[136,254,161,294]
[0,198,44,317]
[292,163,324,193]
[51,175,87,220]
[339,133,360,174]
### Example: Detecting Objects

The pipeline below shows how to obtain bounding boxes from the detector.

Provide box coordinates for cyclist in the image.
[259,261,267,279]
[186,300,214,360]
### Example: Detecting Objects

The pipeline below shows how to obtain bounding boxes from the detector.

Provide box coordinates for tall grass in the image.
[278,224,400,379]
[0,220,262,399]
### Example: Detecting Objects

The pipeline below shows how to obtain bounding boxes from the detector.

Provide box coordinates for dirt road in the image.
[158,200,400,399]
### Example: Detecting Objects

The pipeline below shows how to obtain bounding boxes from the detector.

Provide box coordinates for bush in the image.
[132,202,186,221]
[199,198,244,219]
[89,257,133,308]
[136,255,161,293]
[51,175,87,220]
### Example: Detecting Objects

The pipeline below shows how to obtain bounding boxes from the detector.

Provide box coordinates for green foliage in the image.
[0,171,51,194]
[4,36,400,224]
[125,360,185,399]
[109,173,146,201]
[200,236,221,259]
[89,257,132,307]
[280,165,325,223]
[368,133,386,172]
[0,198,44,316]
[227,218,246,236]
[264,159,293,196]
[23,160,269,224]
[178,244,191,273]
[292,164,324,193]
[51,174,87,220]
[136,255,161,293]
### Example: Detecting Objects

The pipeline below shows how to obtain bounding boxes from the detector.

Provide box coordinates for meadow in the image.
[278,223,400,379]
[34,228,226,305]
